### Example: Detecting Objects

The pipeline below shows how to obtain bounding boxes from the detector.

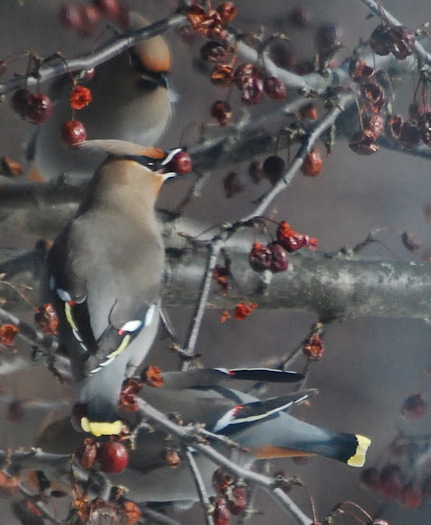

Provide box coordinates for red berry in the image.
[166,150,192,175]
[227,487,247,515]
[241,76,264,105]
[80,4,101,32]
[361,467,380,492]
[211,100,232,126]
[249,242,272,272]
[401,482,422,508]
[401,393,427,419]
[349,130,379,155]
[61,120,87,145]
[301,150,323,176]
[264,77,287,100]
[92,0,120,18]
[97,441,129,473]
[379,464,403,501]
[25,93,53,125]
[213,495,231,525]
[11,88,31,118]
[268,242,289,273]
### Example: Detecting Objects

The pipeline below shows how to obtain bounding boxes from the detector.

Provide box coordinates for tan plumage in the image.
[29,13,173,181]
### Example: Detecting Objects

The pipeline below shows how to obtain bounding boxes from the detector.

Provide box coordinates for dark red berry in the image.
[262,155,285,185]
[92,0,120,18]
[223,172,243,198]
[379,464,403,501]
[388,26,415,59]
[25,93,53,125]
[75,437,98,469]
[315,23,342,56]
[79,4,101,33]
[401,392,427,419]
[212,468,234,493]
[287,6,310,28]
[370,25,391,56]
[398,120,420,149]
[213,495,231,525]
[241,76,264,105]
[361,467,380,492]
[349,130,379,155]
[211,100,232,126]
[249,242,272,272]
[201,41,229,63]
[401,482,422,508]
[97,441,129,473]
[11,88,31,118]
[264,76,287,100]
[59,4,85,31]
[166,150,192,175]
[227,487,247,515]
[61,120,87,145]
[268,243,289,273]
[7,400,24,423]
[419,112,431,145]
[269,42,297,70]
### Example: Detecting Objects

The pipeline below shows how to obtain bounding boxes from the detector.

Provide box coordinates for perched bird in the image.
[36,367,371,503]
[45,139,191,437]
[28,12,173,181]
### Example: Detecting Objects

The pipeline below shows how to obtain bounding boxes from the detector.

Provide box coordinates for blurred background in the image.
[0,0,431,523]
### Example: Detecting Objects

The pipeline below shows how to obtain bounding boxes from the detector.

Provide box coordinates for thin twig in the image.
[184,446,215,525]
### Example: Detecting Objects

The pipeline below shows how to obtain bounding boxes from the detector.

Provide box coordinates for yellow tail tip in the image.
[81,417,123,437]
[347,434,371,467]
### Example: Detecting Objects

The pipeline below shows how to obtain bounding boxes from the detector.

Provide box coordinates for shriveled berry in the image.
[211,64,234,87]
[233,63,259,88]
[25,93,53,125]
[75,437,98,468]
[315,23,342,56]
[379,464,403,500]
[419,112,431,145]
[264,77,286,100]
[301,150,323,176]
[365,114,385,139]
[401,392,427,419]
[223,172,243,198]
[370,25,391,56]
[201,41,229,63]
[287,7,310,28]
[61,120,87,145]
[211,100,232,126]
[248,160,263,184]
[212,468,234,493]
[34,303,59,335]
[401,482,422,508]
[59,4,85,31]
[388,25,415,59]
[349,130,379,155]
[97,441,129,473]
[0,324,19,346]
[303,334,324,360]
[268,242,289,273]
[262,155,285,185]
[361,82,385,113]
[398,119,420,149]
[7,400,24,423]
[141,365,164,387]
[361,467,380,492]
[249,242,271,272]
[92,0,120,18]
[241,76,263,105]
[216,2,238,25]
[11,88,31,118]
[213,495,231,525]
[227,487,247,515]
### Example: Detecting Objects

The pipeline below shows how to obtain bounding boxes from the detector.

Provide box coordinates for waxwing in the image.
[35,368,371,503]
[45,139,191,437]
[28,12,173,181]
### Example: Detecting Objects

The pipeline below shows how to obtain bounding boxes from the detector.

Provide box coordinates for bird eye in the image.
[164,150,192,175]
